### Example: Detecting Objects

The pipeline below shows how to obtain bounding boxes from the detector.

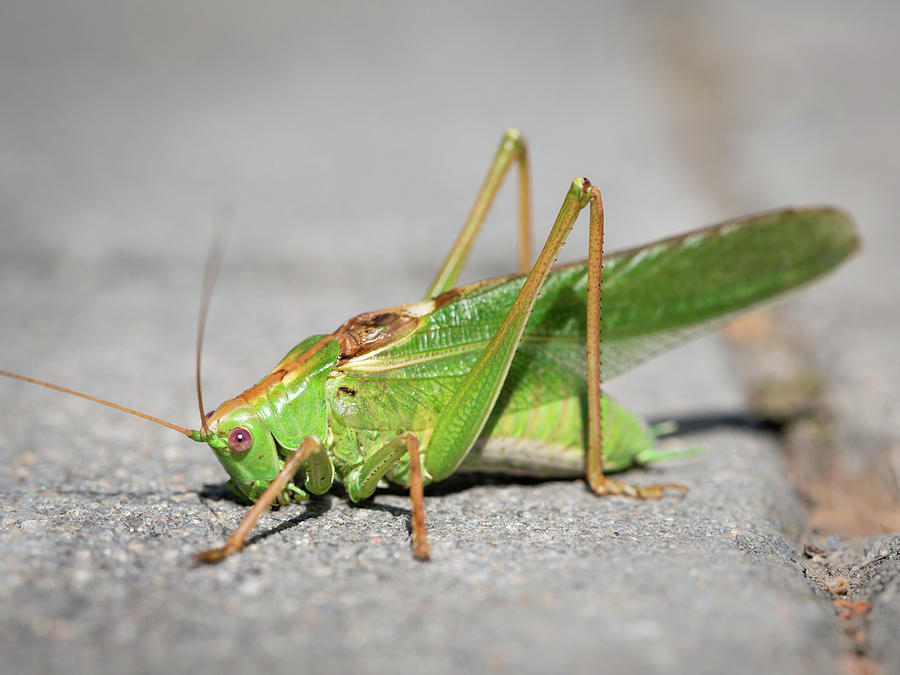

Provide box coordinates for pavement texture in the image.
[1,2,898,674]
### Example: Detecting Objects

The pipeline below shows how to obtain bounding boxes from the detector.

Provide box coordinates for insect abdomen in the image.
[460,393,657,477]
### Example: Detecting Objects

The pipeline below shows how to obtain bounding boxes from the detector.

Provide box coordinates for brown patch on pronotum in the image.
[334,303,432,363]
[338,386,357,397]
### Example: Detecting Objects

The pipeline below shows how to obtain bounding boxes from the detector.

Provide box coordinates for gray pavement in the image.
[1,2,898,674]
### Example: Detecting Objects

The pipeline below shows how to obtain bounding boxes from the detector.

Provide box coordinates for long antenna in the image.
[196,204,233,436]
[0,369,193,437]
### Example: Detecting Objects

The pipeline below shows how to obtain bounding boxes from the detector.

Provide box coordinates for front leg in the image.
[195,437,320,563]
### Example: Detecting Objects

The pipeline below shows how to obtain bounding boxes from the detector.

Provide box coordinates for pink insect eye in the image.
[227,427,253,454]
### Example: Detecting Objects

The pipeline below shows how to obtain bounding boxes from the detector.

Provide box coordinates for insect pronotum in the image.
[1,129,859,562]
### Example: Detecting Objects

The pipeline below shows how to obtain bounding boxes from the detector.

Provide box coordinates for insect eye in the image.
[227,426,253,454]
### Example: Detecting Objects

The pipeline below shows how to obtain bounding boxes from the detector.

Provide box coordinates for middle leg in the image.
[346,432,431,561]
[427,128,532,298]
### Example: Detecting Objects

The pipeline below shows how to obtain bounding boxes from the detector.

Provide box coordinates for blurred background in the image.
[3,1,895,269]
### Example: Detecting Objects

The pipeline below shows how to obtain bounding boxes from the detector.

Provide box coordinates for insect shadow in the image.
[650,412,783,437]
[199,482,246,503]
[197,483,335,548]
[243,498,334,548]
[201,479,420,542]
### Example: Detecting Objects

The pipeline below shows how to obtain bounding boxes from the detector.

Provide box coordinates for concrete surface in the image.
[1,2,898,674]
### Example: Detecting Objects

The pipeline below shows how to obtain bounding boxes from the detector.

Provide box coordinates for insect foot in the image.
[589,477,689,500]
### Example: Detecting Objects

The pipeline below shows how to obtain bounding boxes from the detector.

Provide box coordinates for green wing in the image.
[336,208,857,427]
[596,206,858,376]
